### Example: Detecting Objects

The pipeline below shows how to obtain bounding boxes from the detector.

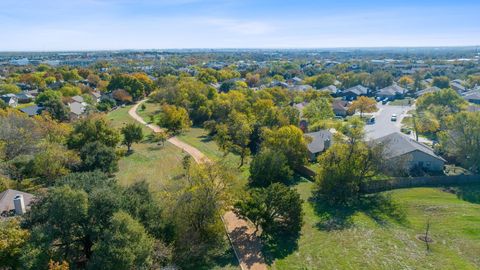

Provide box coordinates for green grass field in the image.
[116,142,186,191]
[389,97,414,106]
[106,104,186,190]
[106,105,151,134]
[136,101,162,124]
[270,181,480,270]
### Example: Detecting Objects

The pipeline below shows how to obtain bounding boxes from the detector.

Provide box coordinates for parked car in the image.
[391,114,397,121]
[367,116,375,125]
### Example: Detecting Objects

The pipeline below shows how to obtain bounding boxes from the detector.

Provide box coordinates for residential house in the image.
[90,91,102,103]
[467,105,480,112]
[320,85,339,95]
[450,79,467,93]
[287,77,303,85]
[377,84,407,100]
[342,85,369,100]
[422,78,434,85]
[20,104,43,116]
[69,101,87,120]
[270,80,290,88]
[71,95,84,103]
[15,92,34,103]
[289,84,313,91]
[373,132,446,172]
[0,189,35,217]
[416,86,441,97]
[332,99,350,117]
[21,89,39,97]
[305,130,333,161]
[462,90,480,104]
[0,94,18,107]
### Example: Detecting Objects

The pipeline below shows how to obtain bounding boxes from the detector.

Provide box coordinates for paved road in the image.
[129,100,267,270]
[365,102,413,140]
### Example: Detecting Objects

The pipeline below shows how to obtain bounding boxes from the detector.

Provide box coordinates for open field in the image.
[106,105,152,134]
[270,181,480,270]
[136,101,162,124]
[116,142,185,190]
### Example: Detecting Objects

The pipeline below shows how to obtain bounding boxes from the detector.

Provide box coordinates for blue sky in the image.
[1,0,479,51]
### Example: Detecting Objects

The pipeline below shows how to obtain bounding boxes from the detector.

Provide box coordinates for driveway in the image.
[365,102,413,140]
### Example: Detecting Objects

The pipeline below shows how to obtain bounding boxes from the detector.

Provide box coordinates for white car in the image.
[391,114,397,122]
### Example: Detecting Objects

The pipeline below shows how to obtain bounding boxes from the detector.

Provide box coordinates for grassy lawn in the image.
[136,101,162,124]
[106,105,152,134]
[270,181,480,269]
[389,97,415,106]
[116,142,186,191]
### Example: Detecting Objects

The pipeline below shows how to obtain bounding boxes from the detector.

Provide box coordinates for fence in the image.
[360,175,480,193]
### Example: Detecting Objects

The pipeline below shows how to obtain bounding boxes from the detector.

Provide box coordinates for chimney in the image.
[324,138,331,149]
[13,194,26,215]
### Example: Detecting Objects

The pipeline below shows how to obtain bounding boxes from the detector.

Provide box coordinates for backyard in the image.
[270,181,480,270]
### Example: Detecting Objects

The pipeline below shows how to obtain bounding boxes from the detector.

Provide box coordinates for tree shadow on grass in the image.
[261,231,301,264]
[311,193,407,231]
[452,184,480,204]
[195,243,240,270]
[199,134,214,143]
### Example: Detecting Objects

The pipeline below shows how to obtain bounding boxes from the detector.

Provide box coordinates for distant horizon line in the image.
[1,45,480,53]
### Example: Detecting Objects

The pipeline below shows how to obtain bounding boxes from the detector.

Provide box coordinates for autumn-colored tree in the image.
[348,96,378,117]
[411,112,440,141]
[157,104,191,134]
[112,89,133,104]
[261,125,309,169]
[151,131,168,146]
[245,73,260,87]
[440,112,480,173]
[48,260,69,270]
[0,218,29,269]
[416,88,467,117]
[398,75,414,90]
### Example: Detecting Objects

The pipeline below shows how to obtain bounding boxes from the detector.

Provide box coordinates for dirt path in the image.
[128,100,268,270]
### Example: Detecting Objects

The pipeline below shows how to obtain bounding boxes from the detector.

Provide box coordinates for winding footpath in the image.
[128,100,268,270]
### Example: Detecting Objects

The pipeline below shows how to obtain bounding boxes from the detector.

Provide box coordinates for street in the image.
[364,102,413,140]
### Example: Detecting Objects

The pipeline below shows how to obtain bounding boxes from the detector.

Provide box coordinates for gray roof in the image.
[91,91,102,98]
[69,101,86,115]
[320,85,338,93]
[305,130,333,154]
[71,95,84,103]
[344,85,368,96]
[467,105,480,112]
[0,189,35,213]
[378,84,406,96]
[463,90,480,101]
[332,99,348,111]
[416,86,441,97]
[373,132,446,162]
[20,104,43,116]
[290,85,313,91]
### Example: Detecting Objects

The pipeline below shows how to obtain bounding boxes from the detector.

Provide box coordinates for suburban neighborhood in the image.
[1,0,480,269]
